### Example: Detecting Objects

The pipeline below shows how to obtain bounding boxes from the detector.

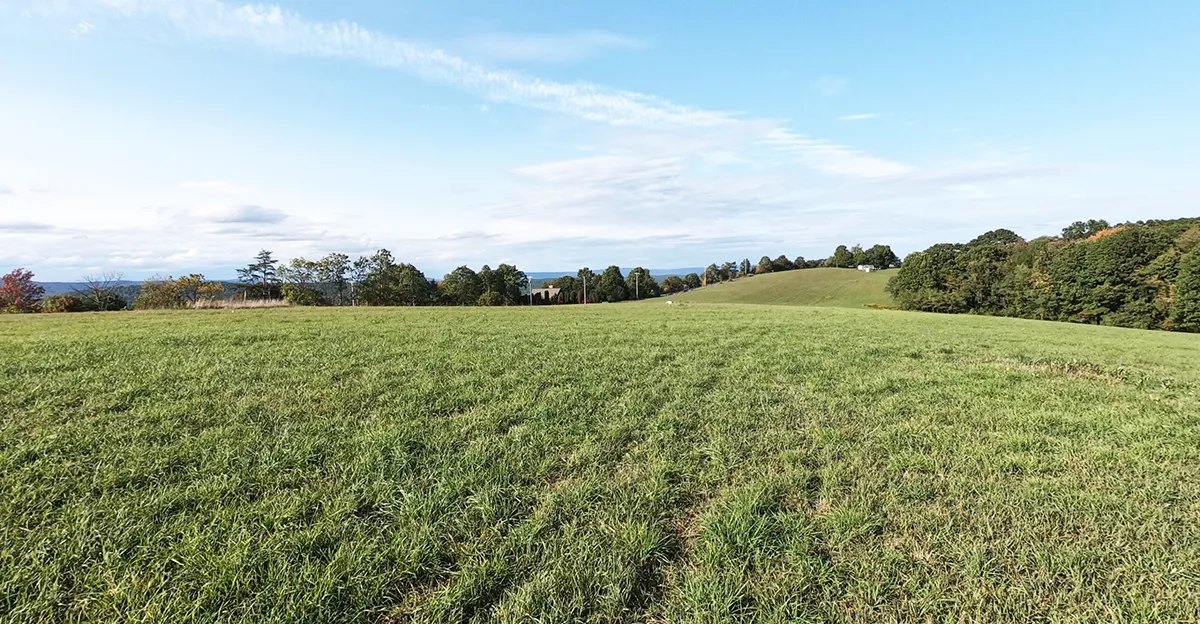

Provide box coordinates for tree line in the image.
[886,218,1200,331]
[1,242,900,313]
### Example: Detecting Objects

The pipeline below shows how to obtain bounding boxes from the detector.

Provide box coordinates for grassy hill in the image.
[3,306,1199,621]
[665,267,895,308]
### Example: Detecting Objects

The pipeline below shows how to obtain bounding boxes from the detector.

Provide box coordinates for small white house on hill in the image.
[856,265,878,273]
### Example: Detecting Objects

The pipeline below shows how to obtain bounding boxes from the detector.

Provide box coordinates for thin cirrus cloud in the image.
[204,204,288,224]
[459,30,648,64]
[28,0,911,179]
[0,220,56,232]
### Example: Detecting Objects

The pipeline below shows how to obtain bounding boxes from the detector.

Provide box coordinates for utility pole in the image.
[633,268,639,300]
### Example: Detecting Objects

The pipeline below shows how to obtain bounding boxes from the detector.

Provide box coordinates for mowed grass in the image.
[666,268,894,308]
[2,305,1199,623]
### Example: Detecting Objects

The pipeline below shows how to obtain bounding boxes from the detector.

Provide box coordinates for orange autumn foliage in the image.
[1087,226,1128,241]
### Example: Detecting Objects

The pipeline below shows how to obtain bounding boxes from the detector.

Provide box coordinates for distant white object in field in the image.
[666,300,673,305]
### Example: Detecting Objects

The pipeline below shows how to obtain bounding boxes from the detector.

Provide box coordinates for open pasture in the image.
[1,305,1198,622]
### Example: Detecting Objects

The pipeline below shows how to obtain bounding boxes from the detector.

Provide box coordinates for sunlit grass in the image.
[2,305,1198,622]
[665,268,894,308]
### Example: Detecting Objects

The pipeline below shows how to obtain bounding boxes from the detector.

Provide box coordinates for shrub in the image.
[41,294,85,313]
[281,284,325,306]
[135,279,186,309]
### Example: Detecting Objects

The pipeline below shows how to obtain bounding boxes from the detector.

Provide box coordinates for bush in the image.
[41,294,85,313]
[281,284,325,306]
[135,279,186,310]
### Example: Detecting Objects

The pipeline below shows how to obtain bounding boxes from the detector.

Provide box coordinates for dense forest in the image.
[886,217,1200,331]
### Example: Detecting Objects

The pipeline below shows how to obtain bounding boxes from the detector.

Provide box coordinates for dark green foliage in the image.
[281,283,326,306]
[850,245,867,267]
[357,250,436,306]
[441,266,484,306]
[1170,251,1200,330]
[829,245,855,268]
[1175,227,1200,253]
[549,275,582,303]
[770,255,793,272]
[80,291,129,312]
[756,256,773,274]
[863,244,899,268]
[661,275,687,294]
[626,267,659,299]
[1061,219,1110,240]
[478,264,528,306]
[719,262,734,281]
[885,244,968,313]
[576,268,596,303]
[968,228,1024,247]
[237,249,282,299]
[594,266,630,302]
[683,273,702,290]
[702,264,716,285]
[888,219,1199,331]
[318,253,352,305]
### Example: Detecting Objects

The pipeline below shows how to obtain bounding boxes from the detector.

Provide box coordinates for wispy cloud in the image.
[28,0,909,178]
[459,30,647,64]
[0,184,13,195]
[69,21,94,34]
[838,113,876,121]
[203,204,287,224]
[761,130,913,177]
[0,220,56,232]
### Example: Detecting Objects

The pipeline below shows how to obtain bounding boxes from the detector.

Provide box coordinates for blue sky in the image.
[2,0,1198,280]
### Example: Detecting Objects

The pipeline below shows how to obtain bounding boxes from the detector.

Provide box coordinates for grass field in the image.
[665,268,894,308]
[2,305,1199,622]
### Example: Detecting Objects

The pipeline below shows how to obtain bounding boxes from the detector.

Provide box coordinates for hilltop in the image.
[664,267,894,308]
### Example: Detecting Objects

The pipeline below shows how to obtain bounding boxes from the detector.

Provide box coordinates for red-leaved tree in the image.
[0,268,45,313]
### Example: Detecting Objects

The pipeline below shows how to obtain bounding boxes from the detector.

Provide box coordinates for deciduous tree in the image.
[441,266,483,306]
[0,268,44,313]
[830,245,855,268]
[595,266,630,302]
[626,267,659,299]
[76,272,127,311]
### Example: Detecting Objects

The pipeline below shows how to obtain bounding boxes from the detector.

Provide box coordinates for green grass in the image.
[665,268,894,308]
[2,305,1199,622]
